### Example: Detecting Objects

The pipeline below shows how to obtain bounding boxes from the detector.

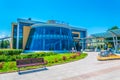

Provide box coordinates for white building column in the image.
[16,23,19,49]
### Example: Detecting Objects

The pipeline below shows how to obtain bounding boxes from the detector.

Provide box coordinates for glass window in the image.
[13,25,17,48]
[13,38,16,49]
[18,22,34,49]
[45,27,60,35]
[25,26,73,51]
[73,34,79,37]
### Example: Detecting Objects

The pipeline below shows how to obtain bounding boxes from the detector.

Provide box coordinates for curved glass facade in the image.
[25,25,73,51]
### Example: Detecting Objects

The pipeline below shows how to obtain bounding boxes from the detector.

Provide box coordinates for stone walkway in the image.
[0,52,120,80]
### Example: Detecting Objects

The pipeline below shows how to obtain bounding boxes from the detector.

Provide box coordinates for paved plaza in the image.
[0,52,120,80]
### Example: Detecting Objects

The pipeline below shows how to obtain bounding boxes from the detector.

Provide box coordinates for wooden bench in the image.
[16,58,46,72]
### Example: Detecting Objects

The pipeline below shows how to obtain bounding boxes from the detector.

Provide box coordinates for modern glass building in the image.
[11,18,87,52]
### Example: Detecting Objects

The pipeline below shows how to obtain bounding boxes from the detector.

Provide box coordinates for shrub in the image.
[54,58,58,62]
[0,53,88,73]
[50,61,54,63]
[62,56,67,60]
[0,50,3,55]
[27,54,33,58]
[0,62,4,69]
[70,54,77,59]
[0,49,23,55]
[44,60,48,64]
[76,52,81,56]
[0,52,57,62]
[9,62,15,69]
[0,55,7,62]
[44,52,55,56]
[35,52,56,57]
[9,55,17,61]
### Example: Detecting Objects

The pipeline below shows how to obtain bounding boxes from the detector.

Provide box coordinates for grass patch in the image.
[0,53,87,73]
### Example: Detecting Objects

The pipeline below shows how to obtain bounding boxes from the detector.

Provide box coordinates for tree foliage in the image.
[0,40,10,48]
[107,26,119,31]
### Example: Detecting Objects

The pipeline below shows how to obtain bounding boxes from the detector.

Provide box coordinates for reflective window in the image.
[45,27,60,35]
[18,22,33,49]
[13,38,16,49]
[13,25,17,49]
[25,26,73,51]
[73,34,79,37]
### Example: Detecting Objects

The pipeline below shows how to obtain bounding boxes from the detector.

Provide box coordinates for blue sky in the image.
[0,0,120,37]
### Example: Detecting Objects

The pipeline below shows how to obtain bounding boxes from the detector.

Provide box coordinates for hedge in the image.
[0,52,56,62]
[0,49,23,55]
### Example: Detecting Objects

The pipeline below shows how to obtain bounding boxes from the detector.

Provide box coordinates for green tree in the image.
[1,40,4,48]
[107,26,119,31]
[0,40,10,49]
[4,40,10,48]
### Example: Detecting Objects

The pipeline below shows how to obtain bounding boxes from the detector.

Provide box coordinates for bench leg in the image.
[18,68,20,74]
[44,65,46,68]
[42,64,46,69]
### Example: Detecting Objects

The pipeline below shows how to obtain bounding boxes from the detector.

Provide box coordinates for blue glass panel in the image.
[25,26,73,51]
[18,22,34,49]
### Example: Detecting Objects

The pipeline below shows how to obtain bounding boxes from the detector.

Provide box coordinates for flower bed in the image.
[0,52,87,73]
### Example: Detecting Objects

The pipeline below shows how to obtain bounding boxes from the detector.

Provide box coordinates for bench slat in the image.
[17,63,45,68]
[16,58,45,68]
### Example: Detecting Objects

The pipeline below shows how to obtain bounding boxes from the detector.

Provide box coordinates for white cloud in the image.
[0,32,9,38]
[0,34,6,38]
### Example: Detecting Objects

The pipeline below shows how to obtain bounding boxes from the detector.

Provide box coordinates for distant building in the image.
[11,18,87,52]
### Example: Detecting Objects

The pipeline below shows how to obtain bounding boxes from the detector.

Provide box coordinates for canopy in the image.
[91,29,120,38]
[0,37,10,40]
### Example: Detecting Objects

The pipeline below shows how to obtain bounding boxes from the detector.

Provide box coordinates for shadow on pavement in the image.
[18,67,48,75]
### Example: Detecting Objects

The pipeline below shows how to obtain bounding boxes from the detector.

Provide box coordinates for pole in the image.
[115,36,118,52]
[112,36,116,52]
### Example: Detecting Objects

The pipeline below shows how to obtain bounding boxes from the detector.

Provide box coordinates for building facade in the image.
[11,18,87,52]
